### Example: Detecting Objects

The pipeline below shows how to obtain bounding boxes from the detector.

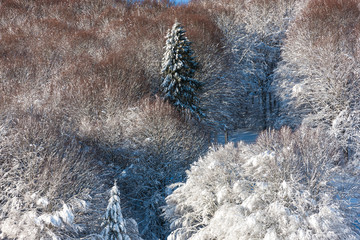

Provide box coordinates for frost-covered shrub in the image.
[330,108,360,234]
[331,108,360,159]
[272,1,360,232]
[275,0,360,129]
[0,110,105,239]
[76,96,208,239]
[238,0,304,129]
[197,0,303,130]
[118,97,208,240]
[165,126,359,239]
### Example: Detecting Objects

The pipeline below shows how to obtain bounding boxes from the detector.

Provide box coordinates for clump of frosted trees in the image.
[275,0,360,132]
[1,0,360,239]
[198,0,302,129]
[163,1,360,238]
[0,111,104,239]
[115,98,208,239]
[165,127,359,239]
[273,0,360,233]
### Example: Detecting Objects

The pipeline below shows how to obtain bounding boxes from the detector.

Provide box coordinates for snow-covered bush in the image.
[0,110,105,239]
[197,0,303,129]
[275,0,360,129]
[239,0,304,129]
[113,97,208,239]
[75,95,208,239]
[330,108,360,234]
[272,1,360,232]
[165,126,359,239]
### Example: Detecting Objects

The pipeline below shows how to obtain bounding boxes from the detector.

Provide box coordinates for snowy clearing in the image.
[216,129,259,145]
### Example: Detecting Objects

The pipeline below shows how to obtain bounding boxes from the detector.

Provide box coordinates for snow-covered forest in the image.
[0,0,359,239]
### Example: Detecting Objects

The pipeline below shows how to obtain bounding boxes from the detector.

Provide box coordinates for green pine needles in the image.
[160,21,204,119]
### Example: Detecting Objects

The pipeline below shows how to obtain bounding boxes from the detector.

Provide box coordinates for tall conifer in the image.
[160,21,204,118]
[102,181,130,240]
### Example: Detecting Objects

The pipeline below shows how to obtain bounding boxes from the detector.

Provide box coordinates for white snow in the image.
[216,129,259,144]
[36,197,49,208]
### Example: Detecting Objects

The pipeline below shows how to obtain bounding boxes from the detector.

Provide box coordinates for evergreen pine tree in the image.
[160,21,204,118]
[102,181,130,240]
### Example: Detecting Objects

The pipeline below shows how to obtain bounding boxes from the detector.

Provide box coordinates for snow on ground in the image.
[216,129,259,145]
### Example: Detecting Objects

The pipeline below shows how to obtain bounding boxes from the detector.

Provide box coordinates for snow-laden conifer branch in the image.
[102,181,130,240]
[160,21,205,119]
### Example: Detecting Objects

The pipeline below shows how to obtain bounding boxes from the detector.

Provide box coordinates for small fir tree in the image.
[102,181,130,240]
[160,21,204,118]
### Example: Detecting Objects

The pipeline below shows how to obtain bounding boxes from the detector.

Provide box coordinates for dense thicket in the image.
[272,1,360,234]
[1,0,359,239]
[0,0,212,239]
[165,127,357,239]
[0,109,106,239]
[275,0,360,130]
